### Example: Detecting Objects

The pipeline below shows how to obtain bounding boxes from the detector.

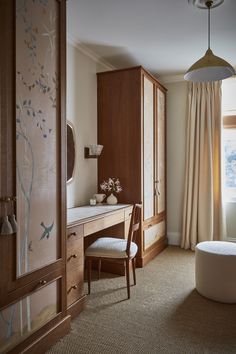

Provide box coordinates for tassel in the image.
[9,214,17,233]
[0,216,13,235]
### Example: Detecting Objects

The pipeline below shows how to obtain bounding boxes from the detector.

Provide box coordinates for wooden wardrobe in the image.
[0,1,69,353]
[97,66,167,267]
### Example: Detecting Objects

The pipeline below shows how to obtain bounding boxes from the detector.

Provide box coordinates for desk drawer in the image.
[84,211,124,236]
[67,237,84,273]
[124,207,133,220]
[67,224,83,242]
[67,268,84,307]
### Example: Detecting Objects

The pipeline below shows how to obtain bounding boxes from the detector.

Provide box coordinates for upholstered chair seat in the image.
[85,237,138,259]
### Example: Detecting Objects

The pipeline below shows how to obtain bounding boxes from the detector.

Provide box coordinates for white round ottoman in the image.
[195,241,236,303]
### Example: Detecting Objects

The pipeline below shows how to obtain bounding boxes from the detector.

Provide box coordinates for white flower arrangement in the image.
[100,177,122,194]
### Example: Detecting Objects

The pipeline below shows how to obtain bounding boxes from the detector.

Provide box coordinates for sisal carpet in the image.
[48,246,236,354]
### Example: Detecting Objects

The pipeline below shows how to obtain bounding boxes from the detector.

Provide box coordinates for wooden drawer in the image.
[67,237,84,273]
[84,211,124,236]
[144,220,165,250]
[124,206,133,220]
[67,268,84,307]
[67,224,83,243]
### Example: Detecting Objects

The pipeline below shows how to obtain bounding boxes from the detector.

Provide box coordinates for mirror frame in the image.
[67,120,76,184]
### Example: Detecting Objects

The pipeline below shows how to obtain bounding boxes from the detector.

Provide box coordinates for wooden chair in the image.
[85,204,141,299]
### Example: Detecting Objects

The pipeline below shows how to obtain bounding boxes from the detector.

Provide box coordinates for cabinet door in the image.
[144,220,165,250]
[155,88,166,214]
[143,76,154,221]
[0,278,60,354]
[0,0,66,303]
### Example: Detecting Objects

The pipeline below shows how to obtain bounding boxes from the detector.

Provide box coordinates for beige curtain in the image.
[181,81,225,250]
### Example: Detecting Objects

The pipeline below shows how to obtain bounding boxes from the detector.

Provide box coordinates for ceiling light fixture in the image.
[184,0,235,82]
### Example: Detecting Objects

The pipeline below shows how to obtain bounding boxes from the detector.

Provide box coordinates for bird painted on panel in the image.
[40,221,54,240]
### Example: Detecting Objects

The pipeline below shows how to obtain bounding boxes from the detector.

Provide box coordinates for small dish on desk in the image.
[93,193,106,203]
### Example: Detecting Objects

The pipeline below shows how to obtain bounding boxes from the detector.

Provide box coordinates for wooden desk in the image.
[66,204,132,318]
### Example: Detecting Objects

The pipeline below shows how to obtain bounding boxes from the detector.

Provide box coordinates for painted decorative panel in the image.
[144,221,165,250]
[157,88,165,214]
[15,0,60,276]
[0,280,59,354]
[143,77,154,221]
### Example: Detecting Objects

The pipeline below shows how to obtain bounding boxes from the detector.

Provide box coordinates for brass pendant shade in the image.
[184,1,235,82]
[184,48,235,82]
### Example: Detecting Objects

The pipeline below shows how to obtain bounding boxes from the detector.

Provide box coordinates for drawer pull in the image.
[148,224,152,228]
[68,231,77,238]
[67,284,78,293]
[68,254,78,261]
[39,280,47,286]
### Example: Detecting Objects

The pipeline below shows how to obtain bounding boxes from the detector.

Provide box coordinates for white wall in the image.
[165,81,188,245]
[66,43,109,208]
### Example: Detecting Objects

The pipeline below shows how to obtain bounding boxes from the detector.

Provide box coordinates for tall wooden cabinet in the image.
[97,66,167,267]
[0,1,69,353]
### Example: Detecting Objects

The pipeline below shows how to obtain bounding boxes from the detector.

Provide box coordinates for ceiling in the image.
[67,0,236,79]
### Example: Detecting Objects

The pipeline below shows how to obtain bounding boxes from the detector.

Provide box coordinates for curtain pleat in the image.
[181,82,225,250]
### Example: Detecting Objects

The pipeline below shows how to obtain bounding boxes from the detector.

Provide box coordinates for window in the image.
[222,79,236,202]
[222,128,236,201]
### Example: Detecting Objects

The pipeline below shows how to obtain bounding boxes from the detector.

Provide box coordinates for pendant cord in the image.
[208,5,210,49]
[206,1,213,49]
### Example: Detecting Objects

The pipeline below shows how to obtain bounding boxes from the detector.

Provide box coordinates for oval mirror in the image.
[67,121,76,183]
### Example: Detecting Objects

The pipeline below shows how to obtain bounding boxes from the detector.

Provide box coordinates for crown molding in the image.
[67,33,116,71]
[224,75,236,82]
[159,74,185,84]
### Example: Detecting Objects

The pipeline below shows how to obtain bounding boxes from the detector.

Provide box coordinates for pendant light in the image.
[184,0,235,82]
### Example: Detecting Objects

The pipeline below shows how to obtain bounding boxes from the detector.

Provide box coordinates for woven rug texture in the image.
[48,246,236,354]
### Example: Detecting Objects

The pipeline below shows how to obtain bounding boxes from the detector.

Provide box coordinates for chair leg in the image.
[98,259,101,280]
[87,259,92,294]
[125,259,130,299]
[132,258,136,286]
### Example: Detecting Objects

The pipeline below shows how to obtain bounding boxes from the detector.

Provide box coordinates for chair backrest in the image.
[126,204,142,256]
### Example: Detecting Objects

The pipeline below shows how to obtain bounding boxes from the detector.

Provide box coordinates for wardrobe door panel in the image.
[143,76,154,221]
[0,278,60,354]
[144,220,165,250]
[0,0,66,352]
[156,88,166,214]
[15,0,61,277]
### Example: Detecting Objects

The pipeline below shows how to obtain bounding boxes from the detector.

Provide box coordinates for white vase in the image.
[106,193,118,205]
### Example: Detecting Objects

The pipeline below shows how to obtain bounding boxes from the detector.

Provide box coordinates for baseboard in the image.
[67,295,86,319]
[167,232,181,246]
[226,237,236,243]
[17,315,71,354]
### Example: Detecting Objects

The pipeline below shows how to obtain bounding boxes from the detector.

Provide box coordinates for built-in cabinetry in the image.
[0,1,69,353]
[97,66,167,266]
